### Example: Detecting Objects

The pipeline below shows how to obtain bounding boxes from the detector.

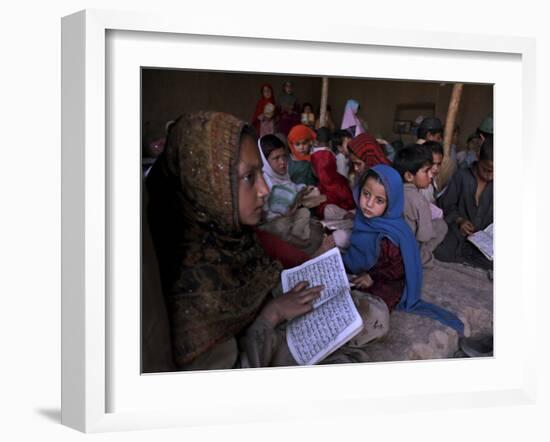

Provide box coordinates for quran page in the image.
[467,223,493,261]
[281,248,363,365]
[281,247,350,309]
[286,291,362,365]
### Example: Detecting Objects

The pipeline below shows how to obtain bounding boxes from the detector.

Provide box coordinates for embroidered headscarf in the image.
[341,99,366,137]
[343,164,464,334]
[146,111,281,367]
[287,124,316,161]
[348,133,391,168]
[252,83,275,134]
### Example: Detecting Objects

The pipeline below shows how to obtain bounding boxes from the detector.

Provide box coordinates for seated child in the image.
[457,133,482,169]
[287,124,318,186]
[300,102,316,129]
[256,134,332,264]
[310,127,356,248]
[393,144,448,268]
[435,136,493,270]
[343,165,464,334]
[347,133,391,188]
[419,141,448,206]
[331,129,353,178]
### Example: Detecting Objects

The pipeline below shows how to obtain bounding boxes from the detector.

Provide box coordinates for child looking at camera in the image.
[393,144,448,268]
[342,165,464,334]
[287,124,318,186]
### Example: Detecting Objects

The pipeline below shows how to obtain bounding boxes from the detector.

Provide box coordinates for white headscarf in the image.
[257,137,303,191]
[257,136,305,219]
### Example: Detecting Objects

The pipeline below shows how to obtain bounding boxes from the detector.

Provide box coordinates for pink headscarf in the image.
[341,99,365,137]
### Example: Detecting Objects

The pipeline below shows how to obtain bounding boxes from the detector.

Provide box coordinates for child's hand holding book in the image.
[457,217,475,236]
[259,281,324,327]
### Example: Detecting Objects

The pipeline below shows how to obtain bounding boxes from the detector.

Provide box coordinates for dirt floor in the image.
[357,259,493,362]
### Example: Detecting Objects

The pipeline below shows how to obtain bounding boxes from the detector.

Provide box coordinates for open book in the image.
[281,247,363,365]
[467,223,493,261]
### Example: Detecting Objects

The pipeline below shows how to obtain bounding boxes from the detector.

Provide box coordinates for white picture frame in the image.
[61,9,537,433]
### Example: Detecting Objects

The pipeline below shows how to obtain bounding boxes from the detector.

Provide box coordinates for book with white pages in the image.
[467,223,493,261]
[281,247,363,365]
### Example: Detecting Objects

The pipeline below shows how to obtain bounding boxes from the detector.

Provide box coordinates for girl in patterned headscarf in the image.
[146,111,324,369]
[347,133,391,187]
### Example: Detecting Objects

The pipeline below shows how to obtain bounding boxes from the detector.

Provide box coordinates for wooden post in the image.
[437,83,463,190]
[319,77,329,127]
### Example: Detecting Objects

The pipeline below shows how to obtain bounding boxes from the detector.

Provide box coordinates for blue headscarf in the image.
[343,164,464,335]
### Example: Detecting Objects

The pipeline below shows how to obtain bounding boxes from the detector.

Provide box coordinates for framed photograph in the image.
[62,9,537,433]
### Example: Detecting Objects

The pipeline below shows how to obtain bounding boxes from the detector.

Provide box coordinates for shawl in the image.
[287,124,316,161]
[252,83,275,134]
[146,111,281,367]
[310,149,355,217]
[343,164,464,334]
[348,133,391,168]
[341,99,366,137]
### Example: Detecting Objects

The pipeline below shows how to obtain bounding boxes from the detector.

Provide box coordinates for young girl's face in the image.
[237,136,269,226]
[293,138,312,155]
[303,105,313,114]
[267,147,288,175]
[359,177,388,218]
[350,152,366,175]
[262,86,272,99]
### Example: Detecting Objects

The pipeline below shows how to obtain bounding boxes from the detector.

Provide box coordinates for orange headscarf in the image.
[287,124,316,161]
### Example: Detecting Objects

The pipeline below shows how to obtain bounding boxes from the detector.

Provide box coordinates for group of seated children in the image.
[252,111,493,336]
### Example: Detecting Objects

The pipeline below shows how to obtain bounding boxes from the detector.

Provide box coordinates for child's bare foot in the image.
[311,235,336,258]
